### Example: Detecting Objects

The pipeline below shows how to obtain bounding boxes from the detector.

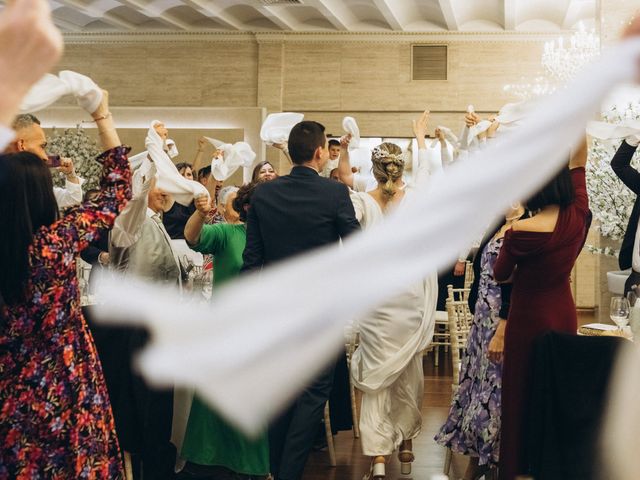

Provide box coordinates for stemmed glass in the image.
[610,296,631,332]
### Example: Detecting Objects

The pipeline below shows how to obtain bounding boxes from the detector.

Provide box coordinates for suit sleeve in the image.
[611,140,640,194]
[241,199,265,273]
[335,185,361,239]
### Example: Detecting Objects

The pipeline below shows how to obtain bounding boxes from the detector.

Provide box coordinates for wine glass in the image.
[610,296,630,332]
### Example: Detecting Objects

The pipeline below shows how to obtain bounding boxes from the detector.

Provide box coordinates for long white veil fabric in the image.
[94,38,640,435]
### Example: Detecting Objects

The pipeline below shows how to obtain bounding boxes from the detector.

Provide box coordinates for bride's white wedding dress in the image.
[350,148,439,455]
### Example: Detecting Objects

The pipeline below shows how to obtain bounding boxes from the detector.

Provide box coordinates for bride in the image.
[341,111,439,479]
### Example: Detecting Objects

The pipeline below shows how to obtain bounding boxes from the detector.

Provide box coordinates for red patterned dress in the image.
[0,146,132,479]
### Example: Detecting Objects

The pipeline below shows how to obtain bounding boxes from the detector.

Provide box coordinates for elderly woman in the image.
[180,183,270,479]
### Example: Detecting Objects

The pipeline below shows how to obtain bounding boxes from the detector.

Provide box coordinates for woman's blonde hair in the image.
[371,142,405,198]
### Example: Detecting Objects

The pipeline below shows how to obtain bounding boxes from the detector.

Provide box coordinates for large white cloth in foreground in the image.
[94,38,640,436]
[20,70,102,114]
[145,121,209,206]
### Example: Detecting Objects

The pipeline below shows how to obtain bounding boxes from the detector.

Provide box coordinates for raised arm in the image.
[413,110,442,185]
[185,194,211,246]
[610,139,640,194]
[192,136,208,176]
[272,142,292,164]
[570,136,588,170]
[39,91,131,257]
[337,134,354,189]
[110,162,156,249]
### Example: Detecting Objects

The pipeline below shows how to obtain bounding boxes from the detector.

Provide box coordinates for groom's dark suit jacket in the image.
[242,165,360,271]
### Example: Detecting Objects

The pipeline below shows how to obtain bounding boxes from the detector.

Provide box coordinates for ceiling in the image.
[39,0,597,33]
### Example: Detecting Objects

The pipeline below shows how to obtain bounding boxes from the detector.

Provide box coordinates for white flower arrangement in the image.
[586,103,640,256]
[48,125,102,192]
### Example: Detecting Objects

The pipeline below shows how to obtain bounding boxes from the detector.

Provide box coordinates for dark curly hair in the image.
[233,182,259,223]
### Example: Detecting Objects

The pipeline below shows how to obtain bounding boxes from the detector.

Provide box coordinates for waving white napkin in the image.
[260,112,304,145]
[20,70,103,114]
[204,137,256,182]
[437,126,460,148]
[342,116,361,148]
[93,38,640,435]
[496,101,532,125]
[128,151,149,171]
[587,120,640,144]
[146,121,209,206]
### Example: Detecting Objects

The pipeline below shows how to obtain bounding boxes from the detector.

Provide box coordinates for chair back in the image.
[446,285,473,384]
[464,260,474,290]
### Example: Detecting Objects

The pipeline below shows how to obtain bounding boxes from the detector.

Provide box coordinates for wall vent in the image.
[412,45,447,81]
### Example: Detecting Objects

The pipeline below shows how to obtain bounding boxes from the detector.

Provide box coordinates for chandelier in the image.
[541,22,600,83]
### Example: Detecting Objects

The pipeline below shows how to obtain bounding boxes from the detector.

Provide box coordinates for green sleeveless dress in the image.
[181,223,269,475]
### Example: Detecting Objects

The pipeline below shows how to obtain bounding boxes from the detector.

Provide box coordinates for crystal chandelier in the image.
[541,22,600,83]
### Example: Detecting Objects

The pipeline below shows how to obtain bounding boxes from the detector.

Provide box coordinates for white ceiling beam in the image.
[303,0,354,30]
[181,0,246,30]
[56,0,137,30]
[52,16,85,32]
[372,0,404,31]
[504,0,517,30]
[437,0,459,31]
[254,5,299,31]
[119,0,192,30]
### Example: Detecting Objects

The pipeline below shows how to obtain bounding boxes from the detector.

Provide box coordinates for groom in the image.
[242,120,360,479]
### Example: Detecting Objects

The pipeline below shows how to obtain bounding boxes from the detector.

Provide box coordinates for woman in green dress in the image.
[181,182,269,478]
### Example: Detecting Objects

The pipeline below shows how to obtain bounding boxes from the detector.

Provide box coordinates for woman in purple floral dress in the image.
[435,204,524,480]
[0,93,130,479]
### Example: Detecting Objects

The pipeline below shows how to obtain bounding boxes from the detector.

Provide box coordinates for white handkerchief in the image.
[496,101,533,125]
[343,116,361,149]
[205,137,257,181]
[146,121,209,206]
[260,113,304,145]
[438,126,459,147]
[129,151,149,171]
[20,70,103,114]
[587,120,640,143]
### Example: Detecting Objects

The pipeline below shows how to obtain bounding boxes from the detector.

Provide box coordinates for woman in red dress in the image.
[0,92,131,478]
[492,141,590,480]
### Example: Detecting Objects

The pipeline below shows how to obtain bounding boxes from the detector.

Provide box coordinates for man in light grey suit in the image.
[110,160,181,480]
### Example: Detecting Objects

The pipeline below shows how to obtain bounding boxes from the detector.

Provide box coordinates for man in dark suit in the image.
[242,120,360,480]
[610,138,640,293]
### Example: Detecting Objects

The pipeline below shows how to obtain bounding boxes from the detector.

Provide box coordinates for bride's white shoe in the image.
[363,458,386,480]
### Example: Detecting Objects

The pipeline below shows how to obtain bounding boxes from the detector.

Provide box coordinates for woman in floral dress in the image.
[0,92,131,479]
[435,203,524,480]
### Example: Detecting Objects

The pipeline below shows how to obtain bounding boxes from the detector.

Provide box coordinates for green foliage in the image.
[47,125,102,192]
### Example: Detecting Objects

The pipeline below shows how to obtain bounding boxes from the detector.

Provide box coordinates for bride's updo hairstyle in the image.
[371,142,405,198]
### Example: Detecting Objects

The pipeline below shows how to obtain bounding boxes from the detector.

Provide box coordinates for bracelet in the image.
[197,210,208,220]
[92,112,112,122]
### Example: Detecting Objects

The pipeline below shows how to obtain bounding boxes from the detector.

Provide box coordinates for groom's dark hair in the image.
[288,121,326,165]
